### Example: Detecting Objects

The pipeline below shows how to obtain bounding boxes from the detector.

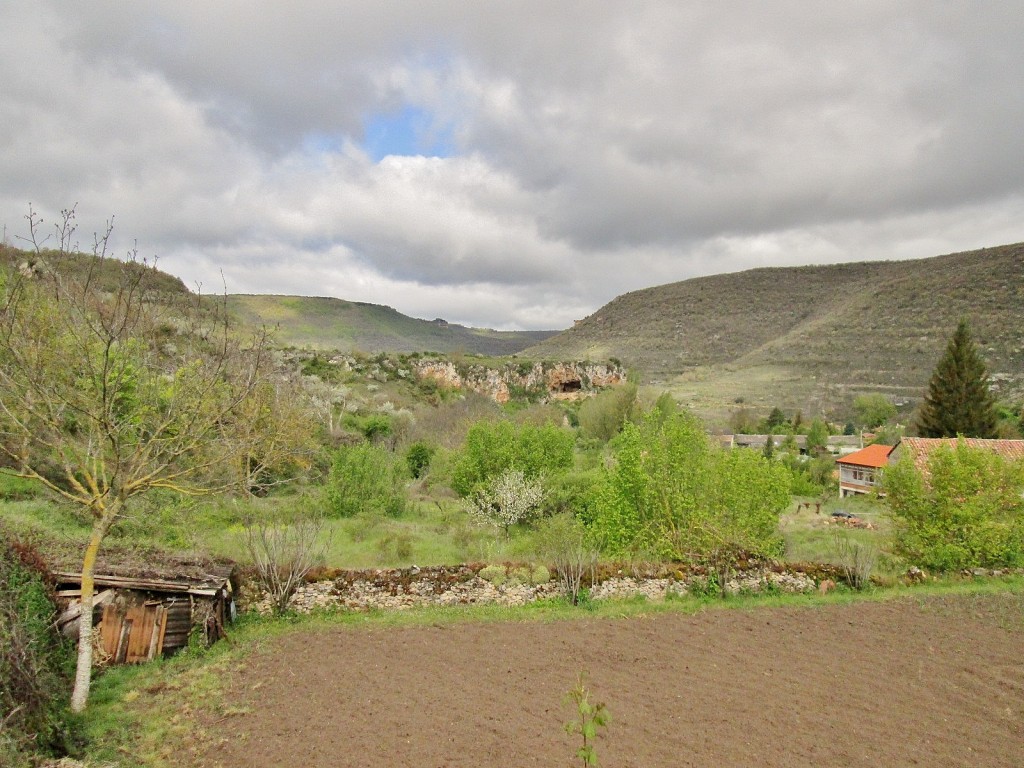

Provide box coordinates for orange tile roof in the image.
[896,437,1024,474]
[835,443,895,468]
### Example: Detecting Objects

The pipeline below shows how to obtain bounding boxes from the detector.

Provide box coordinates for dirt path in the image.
[199,593,1023,767]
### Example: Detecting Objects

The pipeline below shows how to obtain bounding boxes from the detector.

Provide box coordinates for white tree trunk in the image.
[70,515,113,713]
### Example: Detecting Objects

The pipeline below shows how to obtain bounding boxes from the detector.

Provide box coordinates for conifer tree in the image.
[915,320,998,438]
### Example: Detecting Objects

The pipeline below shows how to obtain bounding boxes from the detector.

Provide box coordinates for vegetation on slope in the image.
[226,294,557,355]
[526,243,1024,414]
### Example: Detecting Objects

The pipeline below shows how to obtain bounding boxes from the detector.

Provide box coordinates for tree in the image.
[467,468,544,537]
[243,510,329,615]
[577,382,637,442]
[884,441,1024,570]
[451,420,573,496]
[853,394,897,429]
[0,208,287,711]
[805,418,829,456]
[589,411,789,560]
[325,443,407,518]
[765,407,788,431]
[915,320,998,438]
[728,407,758,435]
[535,513,598,605]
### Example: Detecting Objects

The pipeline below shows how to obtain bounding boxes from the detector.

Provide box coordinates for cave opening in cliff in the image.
[558,379,582,393]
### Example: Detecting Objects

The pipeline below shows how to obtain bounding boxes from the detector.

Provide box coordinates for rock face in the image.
[413,359,625,403]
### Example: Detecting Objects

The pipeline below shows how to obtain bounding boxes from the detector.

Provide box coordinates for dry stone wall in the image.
[242,561,839,615]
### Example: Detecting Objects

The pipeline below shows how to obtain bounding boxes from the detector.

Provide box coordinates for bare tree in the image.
[537,514,598,605]
[0,206,292,711]
[243,512,329,614]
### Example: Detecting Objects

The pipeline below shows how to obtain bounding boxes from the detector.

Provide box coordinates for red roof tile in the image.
[835,443,895,468]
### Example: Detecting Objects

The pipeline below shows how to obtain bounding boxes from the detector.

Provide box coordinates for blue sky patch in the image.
[361,105,454,162]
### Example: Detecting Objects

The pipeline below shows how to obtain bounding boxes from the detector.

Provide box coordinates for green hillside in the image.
[225,294,557,355]
[524,243,1024,419]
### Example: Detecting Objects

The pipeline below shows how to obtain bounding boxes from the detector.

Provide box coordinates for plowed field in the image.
[199,593,1023,767]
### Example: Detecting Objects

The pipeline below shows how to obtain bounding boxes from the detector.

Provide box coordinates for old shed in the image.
[54,558,236,664]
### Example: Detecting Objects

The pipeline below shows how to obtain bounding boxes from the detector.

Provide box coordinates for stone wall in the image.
[243,561,841,615]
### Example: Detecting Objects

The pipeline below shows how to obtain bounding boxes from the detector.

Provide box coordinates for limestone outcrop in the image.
[413,359,624,403]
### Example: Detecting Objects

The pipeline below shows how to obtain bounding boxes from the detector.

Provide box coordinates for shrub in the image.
[577,383,638,442]
[830,531,878,590]
[539,470,601,521]
[478,564,507,586]
[405,441,435,479]
[884,441,1024,570]
[452,420,574,496]
[536,514,598,605]
[0,534,73,766]
[531,564,551,584]
[376,530,414,563]
[242,511,329,614]
[0,474,42,501]
[325,443,407,518]
[589,411,789,560]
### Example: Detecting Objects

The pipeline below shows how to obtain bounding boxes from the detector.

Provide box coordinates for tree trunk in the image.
[70,512,115,713]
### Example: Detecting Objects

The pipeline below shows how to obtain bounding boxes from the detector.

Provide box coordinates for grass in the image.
[76,574,1024,767]
[225,294,555,355]
[4,478,898,577]
[780,494,892,566]
[0,488,565,574]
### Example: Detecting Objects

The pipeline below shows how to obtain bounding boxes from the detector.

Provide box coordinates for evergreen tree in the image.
[765,407,787,430]
[915,320,998,438]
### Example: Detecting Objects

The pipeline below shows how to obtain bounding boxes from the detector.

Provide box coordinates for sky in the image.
[2,2,1024,331]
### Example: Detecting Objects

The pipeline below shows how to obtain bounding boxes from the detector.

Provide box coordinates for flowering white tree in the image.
[468,468,543,537]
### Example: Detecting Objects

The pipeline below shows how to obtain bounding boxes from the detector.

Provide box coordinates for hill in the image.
[225,294,557,355]
[0,244,190,297]
[524,243,1024,420]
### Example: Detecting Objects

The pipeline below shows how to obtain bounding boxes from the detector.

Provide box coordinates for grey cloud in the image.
[2,1,1023,331]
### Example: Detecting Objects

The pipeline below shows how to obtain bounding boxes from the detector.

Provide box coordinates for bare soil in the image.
[199,593,1023,768]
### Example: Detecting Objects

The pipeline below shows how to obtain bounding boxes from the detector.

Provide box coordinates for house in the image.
[731,434,807,452]
[890,437,1024,475]
[826,435,864,457]
[836,443,896,497]
[730,433,862,457]
[54,558,236,665]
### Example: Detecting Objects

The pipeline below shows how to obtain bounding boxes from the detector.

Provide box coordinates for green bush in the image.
[344,412,393,442]
[325,444,407,518]
[577,383,638,442]
[884,441,1024,570]
[782,454,836,496]
[405,441,435,479]
[478,564,507,585]
[589,411,789,559]
[0,534,74,766]
[451,420,574,496]
[538,470,601,521]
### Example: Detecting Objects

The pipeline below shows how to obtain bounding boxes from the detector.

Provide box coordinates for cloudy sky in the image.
[3,2,1024,330]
